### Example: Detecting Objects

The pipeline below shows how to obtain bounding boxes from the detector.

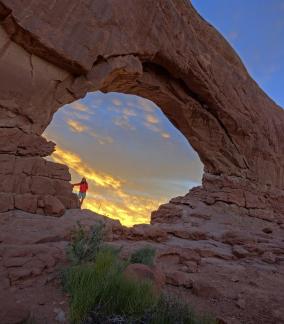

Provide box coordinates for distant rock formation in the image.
[0,0,283,218]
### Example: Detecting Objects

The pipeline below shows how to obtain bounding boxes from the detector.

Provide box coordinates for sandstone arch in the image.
[0,0,283,221]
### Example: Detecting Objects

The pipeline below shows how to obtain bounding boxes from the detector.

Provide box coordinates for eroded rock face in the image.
[0,2,283,322]
[0,209,283,323]
[0,0,283,217]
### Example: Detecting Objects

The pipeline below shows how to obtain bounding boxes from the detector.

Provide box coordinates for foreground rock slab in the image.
[0,207,283,323]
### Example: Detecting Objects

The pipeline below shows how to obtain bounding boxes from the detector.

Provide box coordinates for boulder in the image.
[15,193,38,213]
[124,263,165,293]
[43,195,65,216]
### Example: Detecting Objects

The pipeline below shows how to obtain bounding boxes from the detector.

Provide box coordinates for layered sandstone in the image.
[0,1,283,322]
[0,0,283,218]
[0,209,283,323]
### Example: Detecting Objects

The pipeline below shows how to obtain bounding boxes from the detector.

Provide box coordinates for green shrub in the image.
[63,225,216,324]
[62,249,158,323]
[130,246,156,266]
[149,296,217,324]
[67,221,105,265]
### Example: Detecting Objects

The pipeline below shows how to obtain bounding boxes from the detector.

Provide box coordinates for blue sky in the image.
[45,1,284,226]
[192,0,284,108]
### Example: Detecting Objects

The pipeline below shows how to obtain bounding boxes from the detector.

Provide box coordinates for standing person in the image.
[72,177,88,207]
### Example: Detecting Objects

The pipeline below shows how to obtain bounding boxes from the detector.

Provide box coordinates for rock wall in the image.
[0,24,79,214]
[0,0,283,218]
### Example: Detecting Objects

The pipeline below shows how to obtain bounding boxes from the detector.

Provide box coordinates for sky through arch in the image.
[44,92,203,226]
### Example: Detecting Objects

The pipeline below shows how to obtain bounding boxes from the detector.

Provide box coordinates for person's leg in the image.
[78,192,83,208]
[80,197,84,207]
[80,192,86,208]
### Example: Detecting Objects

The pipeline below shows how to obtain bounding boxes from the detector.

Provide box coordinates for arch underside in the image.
[0,0,283,222]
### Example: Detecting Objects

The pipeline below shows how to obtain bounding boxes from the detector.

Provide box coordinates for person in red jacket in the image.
[72,177,88,207]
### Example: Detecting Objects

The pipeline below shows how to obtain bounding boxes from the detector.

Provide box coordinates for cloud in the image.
[66,117,113,145]
[70,101,89,112]
[143,122,160,133]
[52,146,122,189]
[112,98,122,106]
[143,122,171,140]
[161,132,171,139]
[50,145,165,226]
[71,112,90,121]
[123,108,137,117]
[90,131,114,145]
[67,119,89,133]
[113,116,136,131]
[136,97,156,113]
[145,114,159,124]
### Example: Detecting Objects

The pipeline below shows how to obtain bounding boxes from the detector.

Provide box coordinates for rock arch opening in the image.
[44,91,203,226]
[0,0,283,224]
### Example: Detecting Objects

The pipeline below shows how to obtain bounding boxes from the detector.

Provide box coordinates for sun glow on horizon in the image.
[51,145,166,227]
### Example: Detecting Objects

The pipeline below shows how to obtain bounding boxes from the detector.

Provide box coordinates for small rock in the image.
[232,245,250,258]
[54,308,66,322]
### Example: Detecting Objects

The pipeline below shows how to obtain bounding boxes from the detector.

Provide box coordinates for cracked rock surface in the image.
[0,0,283,216]
[0,208,283,323]
[0,1,283,323]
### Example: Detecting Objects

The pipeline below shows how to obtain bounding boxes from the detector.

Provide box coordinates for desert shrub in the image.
[63,225,216,324]
[148,296,217,324]
[130,246,156,266]
[67,221,105,265]
[20,317,36,324]
[62,249,158,323]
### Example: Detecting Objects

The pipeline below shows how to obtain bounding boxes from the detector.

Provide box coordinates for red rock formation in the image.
[0,209,283,323]
[0,2,283,322]
[0,0,283,218]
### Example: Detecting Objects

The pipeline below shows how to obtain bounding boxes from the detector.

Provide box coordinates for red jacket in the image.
[74,182,88,193]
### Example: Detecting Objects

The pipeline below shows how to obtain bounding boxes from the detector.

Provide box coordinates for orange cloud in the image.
[67,119,88,133]
[123,108,137,117]
[52,146,122,189]
[146,114,159,124]
[161,132,170,139]
[70,101,89,112]
[50,146,165,226]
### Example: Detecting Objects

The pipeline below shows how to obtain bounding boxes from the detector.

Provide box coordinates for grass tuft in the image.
[62,249,158,323]
[130,246,156,266]
[62,224,216,324]
[67,221,105,265]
